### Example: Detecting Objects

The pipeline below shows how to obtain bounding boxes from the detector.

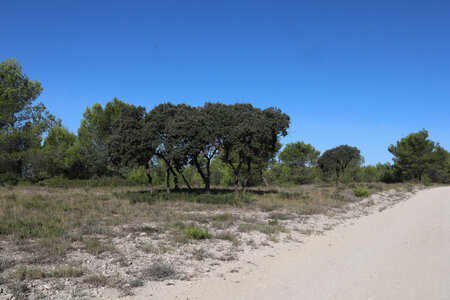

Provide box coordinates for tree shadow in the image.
[132,187,279,195]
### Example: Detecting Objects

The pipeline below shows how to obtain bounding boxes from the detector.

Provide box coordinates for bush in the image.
[0,173,18,186]
[183,227,211,240]
[39,176,137,188]
[353,188,370,197]
[128,166,148,185]
[144,260,176,281]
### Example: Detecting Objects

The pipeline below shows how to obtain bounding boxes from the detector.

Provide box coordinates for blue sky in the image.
[1,0,449,165]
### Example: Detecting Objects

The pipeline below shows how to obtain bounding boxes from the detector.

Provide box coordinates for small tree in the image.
[318,145,361,186]
[41,120,77,177]
[278,141,320,184]
[388,129,447,182]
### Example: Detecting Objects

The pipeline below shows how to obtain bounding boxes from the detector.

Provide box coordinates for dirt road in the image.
[135,187,450,300]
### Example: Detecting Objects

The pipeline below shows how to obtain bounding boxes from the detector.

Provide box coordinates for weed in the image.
[238,223,287,235]
[83,274,111,287]
[14,265,84,281]
[268,219,279,226]
[212,213,233,221]
[215,232,239,246]
[353,188,370,197]
[184,227,211,240]
[143,260,176,281]
[84,238,113,256]
[192,248,209,261]
[268,212,292,220]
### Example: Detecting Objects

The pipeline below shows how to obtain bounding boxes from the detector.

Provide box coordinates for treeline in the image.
[1,58,449,189]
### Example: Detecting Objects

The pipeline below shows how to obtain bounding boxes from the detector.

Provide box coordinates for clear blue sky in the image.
[1,0,449,165]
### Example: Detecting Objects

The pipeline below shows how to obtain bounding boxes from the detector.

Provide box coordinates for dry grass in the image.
[0,181,416,297]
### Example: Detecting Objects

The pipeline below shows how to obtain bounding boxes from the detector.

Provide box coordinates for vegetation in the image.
[388,129,450,183]
[353,188,370,197]
[183,227,212,240]
[1,58,449,188]
[318,145,362,186]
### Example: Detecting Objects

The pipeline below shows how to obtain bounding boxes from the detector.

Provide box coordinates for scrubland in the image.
[0,182,426,299]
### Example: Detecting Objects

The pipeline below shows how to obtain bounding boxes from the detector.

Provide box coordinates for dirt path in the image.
[132,187,450,299]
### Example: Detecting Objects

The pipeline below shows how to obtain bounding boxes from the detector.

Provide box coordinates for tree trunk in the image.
[170,167,180,191]
[242,159,252,192]
[337,173,342,186]
[227,161,242,194]
[166,167,171,193]
[262,174,269,187]
[146,167,153,193]
[179,171,192,191]
[193,156,210,193]
[233,172,240,193]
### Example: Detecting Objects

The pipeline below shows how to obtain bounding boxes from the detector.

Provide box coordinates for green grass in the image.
[353,188,370,197]
[183,227,211,240]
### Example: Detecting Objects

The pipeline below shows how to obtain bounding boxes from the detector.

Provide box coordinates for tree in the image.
[279,141,320,167]
[221,104,290,192]
[106,105,156,191]
[278,141,320,184]
[146,103,194,192]
[41,120,77,177]
[77,98,129,177]
[181,103,227,192]
[0,58,54,179]
[318,145,361,186]
[388,129,448,181]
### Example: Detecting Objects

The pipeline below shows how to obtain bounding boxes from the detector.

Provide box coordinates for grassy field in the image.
[0,181,420,298]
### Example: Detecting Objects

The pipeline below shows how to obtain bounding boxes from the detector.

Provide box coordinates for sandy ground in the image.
[129,186,450,300]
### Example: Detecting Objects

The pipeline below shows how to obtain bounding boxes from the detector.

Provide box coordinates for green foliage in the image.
[388,129,446,182]
[279,141,320,167]
[40,120,77,178]
[318,145,362,185]
[106,104,154,180]
[77,98,130,177]
[0,172,18,185]
[38,176,136,188]
[353,188,370,197]
[268,219,279,226]
[183,227,211,240]
[128,166,148,185]
[0,58,55,179]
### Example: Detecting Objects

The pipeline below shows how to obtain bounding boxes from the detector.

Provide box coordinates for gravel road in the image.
[140,187,450,300]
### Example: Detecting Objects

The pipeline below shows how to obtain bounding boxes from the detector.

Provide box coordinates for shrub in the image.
[39,176,137,188]
[353,188,370,197]
[268,219,279,226]
[144,260,176,281]
[128,166,148,185]
[183,227,211,240]
[0,173,18,186]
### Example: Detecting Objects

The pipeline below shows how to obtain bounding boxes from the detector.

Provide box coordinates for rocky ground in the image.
[0,185,425,300]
